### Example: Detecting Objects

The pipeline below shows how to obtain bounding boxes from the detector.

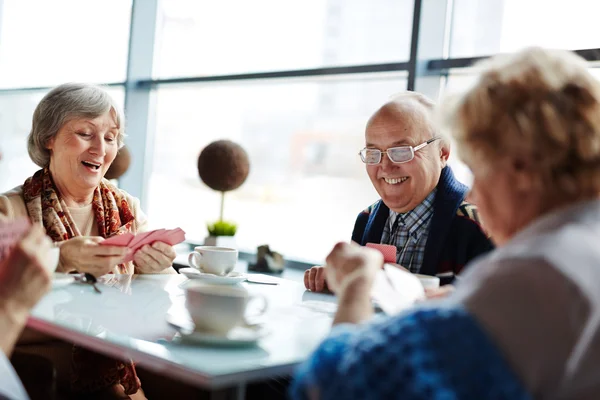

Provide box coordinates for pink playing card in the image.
[366,243,397,263]
[135,229,166,250]
[161,228,186,246]
[101,233,134,247]
[127,230,155,252]
[0,218,31,262]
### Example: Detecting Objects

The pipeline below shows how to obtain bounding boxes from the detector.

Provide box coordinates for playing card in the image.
[366,243,397,263]
[133,229,166,251]
[371,264,425,315]
[105,228,187,263]
[0,218,32,262]
[161,228,186,246]
[101,233,135,247]
[127,230,155,252]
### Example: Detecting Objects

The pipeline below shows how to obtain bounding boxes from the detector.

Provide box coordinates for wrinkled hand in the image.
[0,225,53,319]
[424,285,455,300]
[133,242,176,273]
[304,266,330,293]
[324,242,383,298]
[386,262,408,272]
[59,236,129,277]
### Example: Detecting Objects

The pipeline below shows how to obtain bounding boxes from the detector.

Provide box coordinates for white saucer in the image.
[52,272,75,289]
[179,268,247,285]
[167,314,267,346]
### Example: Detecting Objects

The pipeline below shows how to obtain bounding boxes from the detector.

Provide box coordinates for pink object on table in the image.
[101,228,186,263]
[0,217,31,262]
[365,243,397,263]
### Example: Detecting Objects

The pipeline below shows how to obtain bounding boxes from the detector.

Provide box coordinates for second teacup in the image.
[188,246,238,276]
[185,283,267,334]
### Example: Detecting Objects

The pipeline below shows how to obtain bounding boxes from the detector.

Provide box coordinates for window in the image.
[0,88,125,192]
[147,75,407,262]
[154,0,414,78]
[0,1,132,88]
[450,0,600,58]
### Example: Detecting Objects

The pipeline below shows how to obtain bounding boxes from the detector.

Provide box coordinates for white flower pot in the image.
[203,236,237,249]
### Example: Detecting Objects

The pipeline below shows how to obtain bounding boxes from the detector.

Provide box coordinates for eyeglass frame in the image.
[358,137,441,165]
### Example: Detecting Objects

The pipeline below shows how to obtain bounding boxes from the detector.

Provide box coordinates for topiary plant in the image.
[197,140,250,237]
[206,220,237,237]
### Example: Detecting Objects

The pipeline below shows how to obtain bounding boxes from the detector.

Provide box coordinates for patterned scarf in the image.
[22,167,135,273]
[22,167,141,395]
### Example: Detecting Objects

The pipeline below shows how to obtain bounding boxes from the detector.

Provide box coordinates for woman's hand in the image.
[324,242,383,325]
[59,236,129,277]
[0,224,53,354]
[133,242,176,274]
[325,242,383,295]
[386,262,409,272]
[424,285,455,300]
[0,224,53,317]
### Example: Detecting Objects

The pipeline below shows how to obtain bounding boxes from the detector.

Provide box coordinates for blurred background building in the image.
[0,0,598,262]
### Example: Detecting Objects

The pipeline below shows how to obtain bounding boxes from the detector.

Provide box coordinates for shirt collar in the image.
[507,198,600,245]
[389,188,437,239]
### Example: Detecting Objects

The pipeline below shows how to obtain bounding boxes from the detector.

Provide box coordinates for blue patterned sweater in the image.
[352,167,494,284]
[291,307,531,400]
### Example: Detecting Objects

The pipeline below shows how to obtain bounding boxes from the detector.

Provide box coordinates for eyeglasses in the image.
[359,137,441,165]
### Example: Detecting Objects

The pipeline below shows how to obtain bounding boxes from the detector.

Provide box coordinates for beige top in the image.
[453,199,600,400]
[68,204,99,237]
[0,185,175,275]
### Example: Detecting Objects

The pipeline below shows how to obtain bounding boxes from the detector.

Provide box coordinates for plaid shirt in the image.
[381,189,436,273]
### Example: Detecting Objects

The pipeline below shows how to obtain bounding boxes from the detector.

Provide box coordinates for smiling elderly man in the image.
[305,92,493,292]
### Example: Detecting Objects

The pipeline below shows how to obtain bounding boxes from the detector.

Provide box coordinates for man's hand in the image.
[59,236,129,276]
[0,225,53,354]
[304,266,330,292]
[133,242,176,273]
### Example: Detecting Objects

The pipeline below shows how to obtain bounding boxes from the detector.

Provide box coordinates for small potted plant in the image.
[197,140,250,248]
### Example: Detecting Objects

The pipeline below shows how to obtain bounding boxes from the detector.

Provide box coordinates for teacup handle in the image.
[188,252,203,271]
[244,294,268,324]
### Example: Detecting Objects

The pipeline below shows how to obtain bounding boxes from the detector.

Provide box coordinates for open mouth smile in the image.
[383,177,408,185]
[81,161,102,171]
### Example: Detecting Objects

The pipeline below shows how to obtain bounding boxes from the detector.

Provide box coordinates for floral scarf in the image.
[22,167,141,395]
[22,167,135,273]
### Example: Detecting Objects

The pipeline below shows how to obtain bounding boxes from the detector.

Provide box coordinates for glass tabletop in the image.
[29,273,336,389]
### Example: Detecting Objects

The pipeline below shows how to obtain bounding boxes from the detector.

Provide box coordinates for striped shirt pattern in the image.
[381,189,436,273]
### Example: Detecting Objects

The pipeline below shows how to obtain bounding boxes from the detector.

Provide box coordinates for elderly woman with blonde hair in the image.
[0,83,176,399]
[292,47,600,399]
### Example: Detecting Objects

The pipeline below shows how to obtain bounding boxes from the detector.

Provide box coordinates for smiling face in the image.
[365,100,449,213]
[46,109,120,198]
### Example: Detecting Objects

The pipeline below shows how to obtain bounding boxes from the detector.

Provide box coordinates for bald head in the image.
[367,92,438,143]
[364,91,450,213]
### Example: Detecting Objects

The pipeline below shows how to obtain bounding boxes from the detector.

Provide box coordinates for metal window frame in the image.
[1,0,600,265]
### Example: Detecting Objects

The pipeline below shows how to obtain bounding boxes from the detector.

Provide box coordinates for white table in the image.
[28,273,336,398]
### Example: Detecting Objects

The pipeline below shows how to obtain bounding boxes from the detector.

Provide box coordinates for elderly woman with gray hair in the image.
[0,83,176,398]
[292,47,600,399]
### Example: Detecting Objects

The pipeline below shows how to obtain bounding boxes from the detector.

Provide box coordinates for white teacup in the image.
[185,283,267,334]
[187,246,238,276]
[45,247,60,274]
[414,273,440,290]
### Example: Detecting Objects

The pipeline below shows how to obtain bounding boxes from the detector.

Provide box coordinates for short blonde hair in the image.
[441,47,600,200]
[27,83,125,167]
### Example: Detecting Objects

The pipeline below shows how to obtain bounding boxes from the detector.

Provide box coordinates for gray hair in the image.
[27,83,125,167]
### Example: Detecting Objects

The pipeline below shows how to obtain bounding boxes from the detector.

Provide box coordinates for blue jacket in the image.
[291,307,531,400]
[351,166,493,283]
